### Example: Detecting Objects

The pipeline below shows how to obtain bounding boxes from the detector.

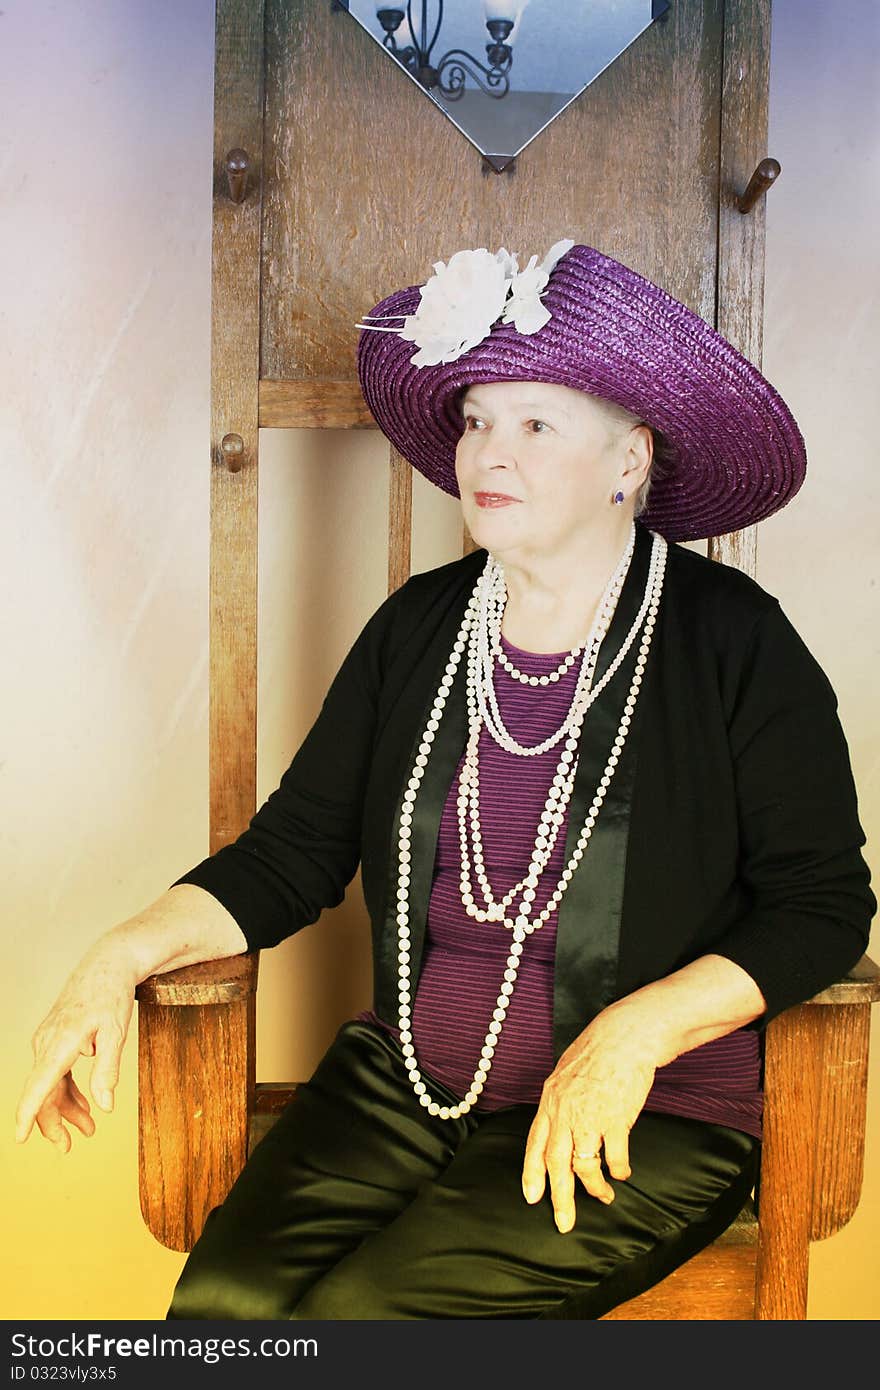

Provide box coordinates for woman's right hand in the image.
[15,940,138,1152]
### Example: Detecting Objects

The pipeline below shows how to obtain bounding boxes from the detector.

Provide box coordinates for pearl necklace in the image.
[474,526,636,759]
[394,531,668,1120]
[488,528,634,688]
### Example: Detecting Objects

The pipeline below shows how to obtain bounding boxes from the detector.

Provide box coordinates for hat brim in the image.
[356,245,806,544]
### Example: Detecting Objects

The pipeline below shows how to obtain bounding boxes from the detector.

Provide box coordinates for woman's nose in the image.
[472,428,516,470]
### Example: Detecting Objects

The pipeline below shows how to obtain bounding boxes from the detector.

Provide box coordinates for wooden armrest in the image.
[805,954,880,1006]
[135,950,877,1256]
[135,950,259,1006]
[133,952,879,1009]
[761,952,879,1255]
[135,951,259,1251]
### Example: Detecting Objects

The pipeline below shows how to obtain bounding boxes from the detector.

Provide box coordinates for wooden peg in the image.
[225,148,250,203]
[220,434,245,472]
[737,157,781,213]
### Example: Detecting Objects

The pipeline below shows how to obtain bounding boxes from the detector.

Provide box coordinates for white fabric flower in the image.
[501,258,551,333]
[501,238,575,334]
[357,238,575,367]
[399,247,511,367]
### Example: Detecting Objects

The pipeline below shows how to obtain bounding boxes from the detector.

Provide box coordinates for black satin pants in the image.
[167,1020,758,1321]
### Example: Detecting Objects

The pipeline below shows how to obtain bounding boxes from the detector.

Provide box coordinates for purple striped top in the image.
[361,635,763,1139]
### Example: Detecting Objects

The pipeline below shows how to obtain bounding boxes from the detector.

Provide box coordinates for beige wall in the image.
[3,0,877,1319]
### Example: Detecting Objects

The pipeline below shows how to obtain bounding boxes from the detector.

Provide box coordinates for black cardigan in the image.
[175,521,875,1058]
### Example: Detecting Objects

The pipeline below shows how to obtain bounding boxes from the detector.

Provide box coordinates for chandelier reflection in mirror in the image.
[376,1,520,101]
[343,1,671,171]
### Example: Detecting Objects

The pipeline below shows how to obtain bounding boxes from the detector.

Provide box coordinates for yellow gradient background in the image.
[3,0,877,1319]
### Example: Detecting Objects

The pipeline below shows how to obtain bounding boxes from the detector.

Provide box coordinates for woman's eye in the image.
[463,415,485,431]
[528,419,550,433]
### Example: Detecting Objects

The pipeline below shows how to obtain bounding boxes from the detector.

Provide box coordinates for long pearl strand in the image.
[461,533,663,928]
[394,532,668,1120]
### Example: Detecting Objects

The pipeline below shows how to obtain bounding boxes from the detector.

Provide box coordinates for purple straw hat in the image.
[356,241,807,543]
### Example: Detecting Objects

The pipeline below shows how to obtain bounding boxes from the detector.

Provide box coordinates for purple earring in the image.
[612,490,625,505]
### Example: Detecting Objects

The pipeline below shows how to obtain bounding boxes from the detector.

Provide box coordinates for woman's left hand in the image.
[521,1005,666,1233]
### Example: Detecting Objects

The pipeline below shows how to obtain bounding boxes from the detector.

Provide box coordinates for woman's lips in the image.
[474,491,520,508]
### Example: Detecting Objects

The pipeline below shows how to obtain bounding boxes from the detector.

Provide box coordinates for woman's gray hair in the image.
[590,396,673,517]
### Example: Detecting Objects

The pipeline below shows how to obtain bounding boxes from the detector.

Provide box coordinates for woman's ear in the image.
[624,423,654,489]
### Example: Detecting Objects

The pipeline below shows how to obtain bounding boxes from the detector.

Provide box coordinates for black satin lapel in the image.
[373,593,471,1024]
[404,655,468,976]
[552,521,656,1057]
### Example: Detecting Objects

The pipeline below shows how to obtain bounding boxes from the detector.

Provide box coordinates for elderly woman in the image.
[16,241,875,1320]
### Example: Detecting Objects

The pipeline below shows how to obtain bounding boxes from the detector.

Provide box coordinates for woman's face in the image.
[454,380,647,563]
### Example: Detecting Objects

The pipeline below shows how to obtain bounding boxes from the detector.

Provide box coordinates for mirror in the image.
[342,1,671,171]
